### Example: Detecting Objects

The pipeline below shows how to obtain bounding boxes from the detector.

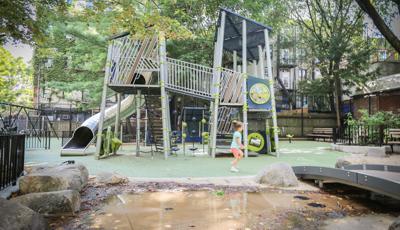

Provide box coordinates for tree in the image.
[291,0,377,127]
[0,47,33,105]
[35,0,289,108]
[33,7,112,109]
[0,0,65,45]
[355,0,400,53]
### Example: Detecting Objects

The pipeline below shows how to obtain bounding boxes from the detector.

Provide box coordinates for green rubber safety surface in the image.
[25,139,350,178]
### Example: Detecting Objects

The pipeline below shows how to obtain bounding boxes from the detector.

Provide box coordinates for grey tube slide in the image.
[61,95,138,155]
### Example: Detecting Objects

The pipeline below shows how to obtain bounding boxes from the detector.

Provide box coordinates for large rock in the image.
[12,190,80,216]
[389,218,400,230]
[19,163,88,194]
[0,197,48,230]
[335,157,354,168]
[255,162,298,187]
[95,171,128,185]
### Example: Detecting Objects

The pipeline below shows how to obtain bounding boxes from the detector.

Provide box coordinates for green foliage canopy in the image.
[0,47,33,105]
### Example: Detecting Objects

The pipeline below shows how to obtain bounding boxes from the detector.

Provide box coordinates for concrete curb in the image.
[331,144,386,157]
[124,175,320,192]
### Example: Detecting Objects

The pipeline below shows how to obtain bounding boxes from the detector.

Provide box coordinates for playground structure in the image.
[62,8,279,158]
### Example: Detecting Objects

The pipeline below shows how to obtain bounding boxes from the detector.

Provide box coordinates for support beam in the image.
[136,90,141,157]
[264,29,279,157]
[258,45,264,78]
[159,32,171,159]
[95,44,112,159]
[114,93,122,138]
[113,93,122,154]
[233,50,237,72]
[144,109,148,147]
[210,11,226,158]
[242,19,248,158]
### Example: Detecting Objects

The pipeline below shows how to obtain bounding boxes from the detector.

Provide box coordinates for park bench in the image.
[387,128,400,153]
[307,128,334,142]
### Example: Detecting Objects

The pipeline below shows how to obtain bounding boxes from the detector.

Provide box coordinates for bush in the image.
[345,110,400,127]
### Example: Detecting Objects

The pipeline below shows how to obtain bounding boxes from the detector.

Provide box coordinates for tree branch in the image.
[355,0,400,53]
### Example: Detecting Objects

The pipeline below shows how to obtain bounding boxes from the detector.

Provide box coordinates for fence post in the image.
[333,127,337,144]
[379,125,384,146]
[348,125,351,145]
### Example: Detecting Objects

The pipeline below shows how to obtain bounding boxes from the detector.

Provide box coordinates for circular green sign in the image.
[247,132,265,152]
[249,83,271,104]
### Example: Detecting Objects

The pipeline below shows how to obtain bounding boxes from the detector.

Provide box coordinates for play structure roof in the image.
[216,8,272,61]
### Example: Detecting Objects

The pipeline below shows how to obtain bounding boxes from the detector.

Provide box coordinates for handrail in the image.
[165,57,213,98]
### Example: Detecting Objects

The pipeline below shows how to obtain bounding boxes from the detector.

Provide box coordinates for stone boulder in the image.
[389,218,400,230]
[12,190,80,216]
[255,162,298,187]
[95,171,128,185]
[335,157,354,168]
[0,197,48,230]
[19,163,88,194]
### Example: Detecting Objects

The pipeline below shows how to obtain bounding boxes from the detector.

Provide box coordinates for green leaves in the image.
[0,0,66,45]
[0,47,33,105]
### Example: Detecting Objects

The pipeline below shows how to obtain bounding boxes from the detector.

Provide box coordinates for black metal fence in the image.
[61,131,74,147]
[334,124,386,146]
[0,102,58,150]
[0,134,25,190]
[24,130,52,149]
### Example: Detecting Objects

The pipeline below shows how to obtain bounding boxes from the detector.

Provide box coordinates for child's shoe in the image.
[230,166,239,172]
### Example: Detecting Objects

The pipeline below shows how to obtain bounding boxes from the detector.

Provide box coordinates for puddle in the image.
[89,191,368,230]
[307,202,327,208]
[294,195,310,200]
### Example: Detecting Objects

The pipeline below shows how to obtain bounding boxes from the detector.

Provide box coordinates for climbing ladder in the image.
[143,95,164,152]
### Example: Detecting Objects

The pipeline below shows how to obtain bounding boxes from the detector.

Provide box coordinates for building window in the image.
[378,50,387,61]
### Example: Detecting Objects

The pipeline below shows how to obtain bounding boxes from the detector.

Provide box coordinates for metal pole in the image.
[253,60,257,75]
[136,90,141,157]
[120,123,123,150]
[114,93,122,138]
[258,45,265,78]
[210,11,226,158]
[159,32,171,159]
[264,29,279,157]
[242,19,249,158]
[95,44,112,159]
[144,109,148,147]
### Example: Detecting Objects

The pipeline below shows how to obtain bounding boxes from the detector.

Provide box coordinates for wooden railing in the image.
[109,36,159,85]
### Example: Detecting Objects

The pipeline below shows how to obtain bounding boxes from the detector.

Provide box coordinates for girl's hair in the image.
[232,120,243,130]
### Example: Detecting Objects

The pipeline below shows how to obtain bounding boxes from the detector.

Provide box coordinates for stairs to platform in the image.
[144,95,164,151]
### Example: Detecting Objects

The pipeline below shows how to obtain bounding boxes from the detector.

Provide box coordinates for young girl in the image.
[230,121,244,172]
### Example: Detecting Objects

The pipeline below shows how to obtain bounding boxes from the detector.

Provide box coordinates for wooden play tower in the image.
[94,8,279,159]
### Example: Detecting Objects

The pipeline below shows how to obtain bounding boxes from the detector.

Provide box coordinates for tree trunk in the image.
[355,0,400,53]
[334,75,342,128]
